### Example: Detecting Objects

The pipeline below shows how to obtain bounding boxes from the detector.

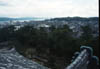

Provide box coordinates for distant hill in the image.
[0,17,45,21]
[46,17,99,21]
[0,17,98,21]
[0,17,13,21]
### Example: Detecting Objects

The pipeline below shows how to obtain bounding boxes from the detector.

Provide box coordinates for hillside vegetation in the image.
[0,23,99,69]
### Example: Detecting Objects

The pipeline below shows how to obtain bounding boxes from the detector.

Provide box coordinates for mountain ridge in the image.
[0,17,99,21]
[0,17,45,21]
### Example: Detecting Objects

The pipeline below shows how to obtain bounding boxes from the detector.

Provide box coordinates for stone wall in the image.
[0,48,49,69]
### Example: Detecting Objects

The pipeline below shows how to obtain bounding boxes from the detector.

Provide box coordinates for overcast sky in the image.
[0,0,99,18]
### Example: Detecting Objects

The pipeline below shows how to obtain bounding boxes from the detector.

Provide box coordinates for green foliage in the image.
[0,24,99,69]
[80,25,93,45]
[0,25,15,42]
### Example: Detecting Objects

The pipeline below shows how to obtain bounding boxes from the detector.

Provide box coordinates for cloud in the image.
[0,1,9,6]
[0,0,99,17]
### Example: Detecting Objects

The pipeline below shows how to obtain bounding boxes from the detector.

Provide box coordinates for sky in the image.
[0,0,99,18]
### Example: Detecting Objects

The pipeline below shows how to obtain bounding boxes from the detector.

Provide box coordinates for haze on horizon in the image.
[0,0,99,18]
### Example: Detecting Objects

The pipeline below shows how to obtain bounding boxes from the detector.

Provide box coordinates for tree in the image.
[80,25,93,45]
[0,25,15,42]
